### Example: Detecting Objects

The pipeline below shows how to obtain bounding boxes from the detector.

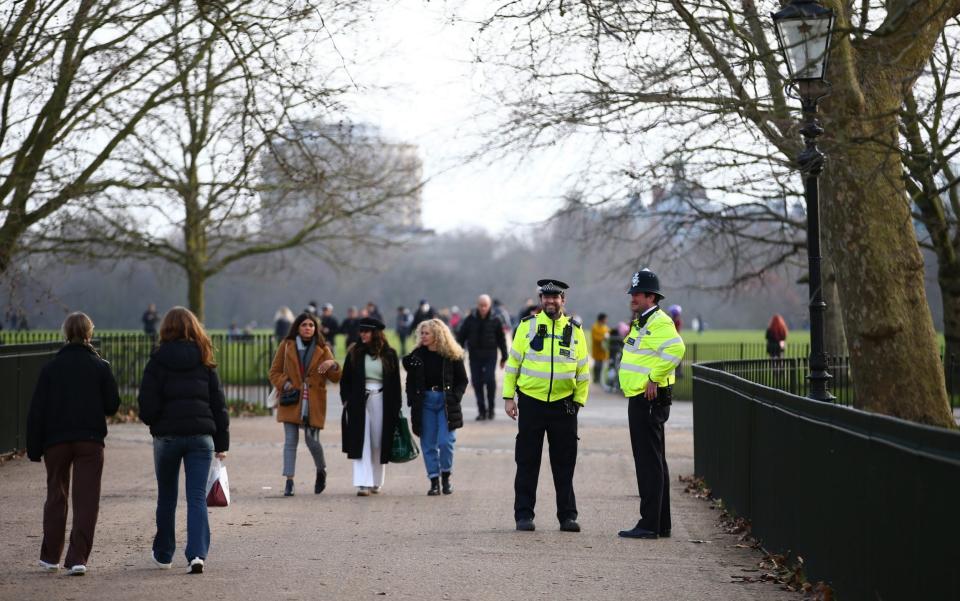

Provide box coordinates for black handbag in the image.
[279,388,301,406]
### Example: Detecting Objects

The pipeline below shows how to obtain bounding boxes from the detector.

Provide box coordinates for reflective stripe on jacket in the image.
[503,311,590,405]
[618,309,685,398]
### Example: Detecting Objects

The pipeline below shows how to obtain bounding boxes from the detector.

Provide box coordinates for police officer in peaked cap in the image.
[502,278,590,533]
[617,269,686,539]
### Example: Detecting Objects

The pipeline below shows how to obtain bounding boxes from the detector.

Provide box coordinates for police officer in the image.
[503,279,590,532]
[617,269,685,539]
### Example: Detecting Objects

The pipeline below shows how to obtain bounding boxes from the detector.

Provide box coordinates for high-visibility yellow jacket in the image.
[503,311,590,405]
[618,308,686,398]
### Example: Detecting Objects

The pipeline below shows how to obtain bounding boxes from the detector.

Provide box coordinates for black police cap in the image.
[357,317,386,331]
[537,278,569,295]
[628,269,664,299]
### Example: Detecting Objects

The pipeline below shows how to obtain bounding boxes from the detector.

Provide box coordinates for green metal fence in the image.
[0,343,60,455]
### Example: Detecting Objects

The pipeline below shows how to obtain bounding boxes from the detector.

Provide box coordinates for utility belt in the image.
[518,390,580,416]
[630,385,673,407]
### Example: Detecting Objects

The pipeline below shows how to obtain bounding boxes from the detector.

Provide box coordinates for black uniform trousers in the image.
[628,394,671,534]
[470,354,498,416]
[514,391,578,523]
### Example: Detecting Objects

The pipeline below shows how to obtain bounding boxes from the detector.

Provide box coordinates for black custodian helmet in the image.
[628,269,664,300]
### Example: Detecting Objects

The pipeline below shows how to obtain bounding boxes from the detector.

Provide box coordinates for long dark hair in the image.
[285,312,326,347]
[352,329,391,359]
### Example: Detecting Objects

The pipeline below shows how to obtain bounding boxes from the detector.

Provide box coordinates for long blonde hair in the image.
[416,318,464,361]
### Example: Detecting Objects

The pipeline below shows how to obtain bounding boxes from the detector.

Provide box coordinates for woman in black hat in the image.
[340,317,401,495]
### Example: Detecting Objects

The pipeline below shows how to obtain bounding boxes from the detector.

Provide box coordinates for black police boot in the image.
[618,523,658,539]
[475,413,486,421]
[314,469,326,494]
[441,471,453,495]
[560,518,581,532]
[283,478,294,497]
[516,518,535,531]
[427,477,441,496]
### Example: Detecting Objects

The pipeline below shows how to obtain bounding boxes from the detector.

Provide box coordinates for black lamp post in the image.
[772,0,836,402]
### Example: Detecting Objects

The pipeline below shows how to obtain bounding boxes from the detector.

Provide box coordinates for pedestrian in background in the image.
[319,303,339,345]
[27,312,120,576]
[403,318,467,495]
[142,303,159,341]
[591,313,610,385]
[269,312,341,497]
[341,306,361,348]
[340,318,401,496]
[138,307,229,574]
[395,306,413,356]
[766,314,788,359]
[273,307,294,344]
[365,301,384,323]
[457,294,507,421]
[411,299,436,331]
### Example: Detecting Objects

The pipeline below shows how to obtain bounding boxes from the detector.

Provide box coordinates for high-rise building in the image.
[259,120,424,238]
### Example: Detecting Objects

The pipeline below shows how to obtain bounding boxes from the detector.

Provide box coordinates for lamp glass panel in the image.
[777,16,832,80]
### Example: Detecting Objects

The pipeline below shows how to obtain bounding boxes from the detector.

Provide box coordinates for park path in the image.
[0,383,796,601]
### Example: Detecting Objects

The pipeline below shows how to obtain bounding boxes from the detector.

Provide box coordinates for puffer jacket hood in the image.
[152,340,202,371]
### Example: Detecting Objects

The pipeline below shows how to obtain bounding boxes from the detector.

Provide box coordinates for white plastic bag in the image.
[206,457,230,507]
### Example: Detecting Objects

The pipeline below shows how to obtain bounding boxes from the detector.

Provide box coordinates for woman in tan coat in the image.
[269,312,341,497]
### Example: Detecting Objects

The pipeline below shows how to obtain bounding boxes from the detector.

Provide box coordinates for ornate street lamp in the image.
[772,0,836,402]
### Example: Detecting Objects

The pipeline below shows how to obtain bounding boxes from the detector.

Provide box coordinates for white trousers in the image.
[352,383,386,488]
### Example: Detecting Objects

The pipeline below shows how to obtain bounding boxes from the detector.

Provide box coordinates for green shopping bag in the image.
[390,411,420,463]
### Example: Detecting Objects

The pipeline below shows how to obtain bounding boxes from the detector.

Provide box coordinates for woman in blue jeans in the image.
[138,307,230,574]
[402,319,467,495]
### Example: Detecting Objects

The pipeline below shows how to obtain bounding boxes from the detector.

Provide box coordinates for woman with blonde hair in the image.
[402,318,468,495]
[269,312,341,497]
[27,312,120,575]
[138,307,229,574]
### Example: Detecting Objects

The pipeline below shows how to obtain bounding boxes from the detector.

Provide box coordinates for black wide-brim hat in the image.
[357,317,386,331]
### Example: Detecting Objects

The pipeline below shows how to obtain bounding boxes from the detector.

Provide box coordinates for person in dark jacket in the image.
[340,306,362,348]
[138,306,229,574]
[456,294,507,421]
[340,317,401,496]
[411,299,436,331]
[403,318,468,495]
[27,312,120,575]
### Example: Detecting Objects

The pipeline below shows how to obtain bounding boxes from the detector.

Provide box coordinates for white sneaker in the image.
[370,486,381,494]
[151,552,172,570]
[188,557,204,574]
[38,560,60,572]
[67,565,86,576]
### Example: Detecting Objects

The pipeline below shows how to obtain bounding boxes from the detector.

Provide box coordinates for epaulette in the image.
[570,317,582,328]
[521,313,536,322]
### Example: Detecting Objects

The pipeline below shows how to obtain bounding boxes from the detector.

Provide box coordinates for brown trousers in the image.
[41,441,105,567]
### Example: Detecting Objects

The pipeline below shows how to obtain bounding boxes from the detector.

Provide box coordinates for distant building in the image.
[259,120,425,237]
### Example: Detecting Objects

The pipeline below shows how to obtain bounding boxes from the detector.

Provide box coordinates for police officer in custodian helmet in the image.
[618,269,685,539]
[503,279,590,533]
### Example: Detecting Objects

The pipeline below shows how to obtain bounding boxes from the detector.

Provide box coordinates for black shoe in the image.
[487,410,495,420]
[560,519,581,532]
[659,529,671,538]
[283,479,294,497]
[475,413,487,421]
[314,469,326,494]
[441,472,453,495]
[516,518,535,531]
[427,477,441,496]
[618,525,658,539]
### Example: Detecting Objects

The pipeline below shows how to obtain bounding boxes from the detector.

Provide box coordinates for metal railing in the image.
[692,361,960,601]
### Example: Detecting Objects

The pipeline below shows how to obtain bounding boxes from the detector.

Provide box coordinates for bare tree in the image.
[0,0,226,274]
[25,2,423,320]
[473,0,957,427]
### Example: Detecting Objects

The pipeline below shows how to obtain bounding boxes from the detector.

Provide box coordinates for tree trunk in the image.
[822,260,847,357]
[187,269,205,322]
[825,101,955,427]
[939,260,960,381]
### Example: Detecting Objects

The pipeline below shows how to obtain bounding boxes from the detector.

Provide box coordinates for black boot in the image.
[441,471,453,495]
[427,477,441,496]
[314,469,326,494]
[284,478,294,497]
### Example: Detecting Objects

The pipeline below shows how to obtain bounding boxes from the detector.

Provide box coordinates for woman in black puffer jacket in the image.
[27,312,120,575]
[138,307,229,574]
[402,318,467,496]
